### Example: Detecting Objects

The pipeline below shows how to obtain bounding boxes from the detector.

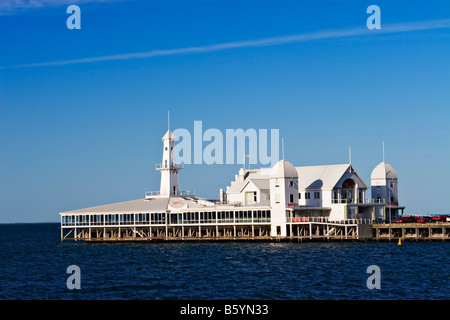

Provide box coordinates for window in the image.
[275,179,279,187]
[298,193,302,199]
[314,192,320,199]
[245,191,257,205]
[275,194,281,203]
[305,192,311,199]
[289,194,294,203]
[151,213,166,224]
[289,180,293,187]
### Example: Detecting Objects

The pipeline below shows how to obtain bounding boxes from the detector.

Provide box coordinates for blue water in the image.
[0,223,448,300]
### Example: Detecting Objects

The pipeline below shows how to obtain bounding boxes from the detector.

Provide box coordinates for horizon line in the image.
[2,18,450,69]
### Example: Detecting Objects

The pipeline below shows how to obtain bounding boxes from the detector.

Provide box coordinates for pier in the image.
[61,217,450,242]
[60,216,373,242]
[59,123,448,243]
[373,223,450,241]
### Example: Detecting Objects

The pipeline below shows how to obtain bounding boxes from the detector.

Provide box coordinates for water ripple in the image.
[0,224,449,299]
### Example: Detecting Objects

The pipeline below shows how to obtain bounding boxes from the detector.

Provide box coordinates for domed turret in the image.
[270,160,298,179]
[371,161,400,222]
[371,162,398,180]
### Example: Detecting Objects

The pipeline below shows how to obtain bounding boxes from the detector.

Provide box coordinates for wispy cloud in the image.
[2,19,450,69]
[0,0,123,15]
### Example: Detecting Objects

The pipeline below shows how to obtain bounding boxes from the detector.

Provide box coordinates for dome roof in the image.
[270,160,298,179]
[371,162,398,180]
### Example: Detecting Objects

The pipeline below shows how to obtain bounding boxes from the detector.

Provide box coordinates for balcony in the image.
[145,190,195,198]
[155,163,184,170]
[331,198,390,205]
[331,198,364,204]
[145,191,161,198]
[289,216,372,225]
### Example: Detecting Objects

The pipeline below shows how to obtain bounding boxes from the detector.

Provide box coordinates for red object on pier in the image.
[431,215,448,222]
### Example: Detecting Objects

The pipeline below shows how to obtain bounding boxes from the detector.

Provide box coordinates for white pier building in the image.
[60,127,404,241]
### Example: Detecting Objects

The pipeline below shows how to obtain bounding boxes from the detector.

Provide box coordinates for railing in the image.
[145,190,195,198]
[145,191,160,198]
[331,198,366,204]
[61,220,165,227]
[180,190,195,196]
[331,198,395,205]
[289,216,372,225]
[62,215,271,227]
[178,218,270,225]
[155,163,184,170]
[251,218,271,223]
[370,199,398,206]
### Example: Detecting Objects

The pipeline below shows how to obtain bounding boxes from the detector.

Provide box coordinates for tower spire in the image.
[349,146,352,165]
[168,110,170,131]
[382,141,385,163]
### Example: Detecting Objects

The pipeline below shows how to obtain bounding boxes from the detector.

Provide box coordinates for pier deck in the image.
[60,220,371,242]
[373,223,450,241]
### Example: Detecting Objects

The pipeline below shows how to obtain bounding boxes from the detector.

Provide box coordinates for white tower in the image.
[269,160,299,236]
[370,143,398,205]
[370,162,398,205]
[157,114,181,196]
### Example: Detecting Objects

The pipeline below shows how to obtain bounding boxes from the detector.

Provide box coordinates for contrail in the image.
[2,19,450,69]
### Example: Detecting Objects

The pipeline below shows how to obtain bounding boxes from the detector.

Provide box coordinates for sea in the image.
[0,223,449,300]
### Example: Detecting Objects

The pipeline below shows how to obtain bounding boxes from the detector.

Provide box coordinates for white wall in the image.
[226,181,269,205]
[269,177,298,236]
[371,178,398,204]
[328,204,346,221]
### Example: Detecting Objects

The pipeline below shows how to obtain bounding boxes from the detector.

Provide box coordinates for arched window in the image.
[342,179,356,189]
[342,179,356,203]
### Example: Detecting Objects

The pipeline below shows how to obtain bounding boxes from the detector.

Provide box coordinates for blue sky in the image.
[0,0,449,222]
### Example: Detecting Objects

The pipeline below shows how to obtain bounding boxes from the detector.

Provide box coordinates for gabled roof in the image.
[239,179,270,193]
[227,169,270,194]
[226,162,369,194]
[296,164,353,190]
